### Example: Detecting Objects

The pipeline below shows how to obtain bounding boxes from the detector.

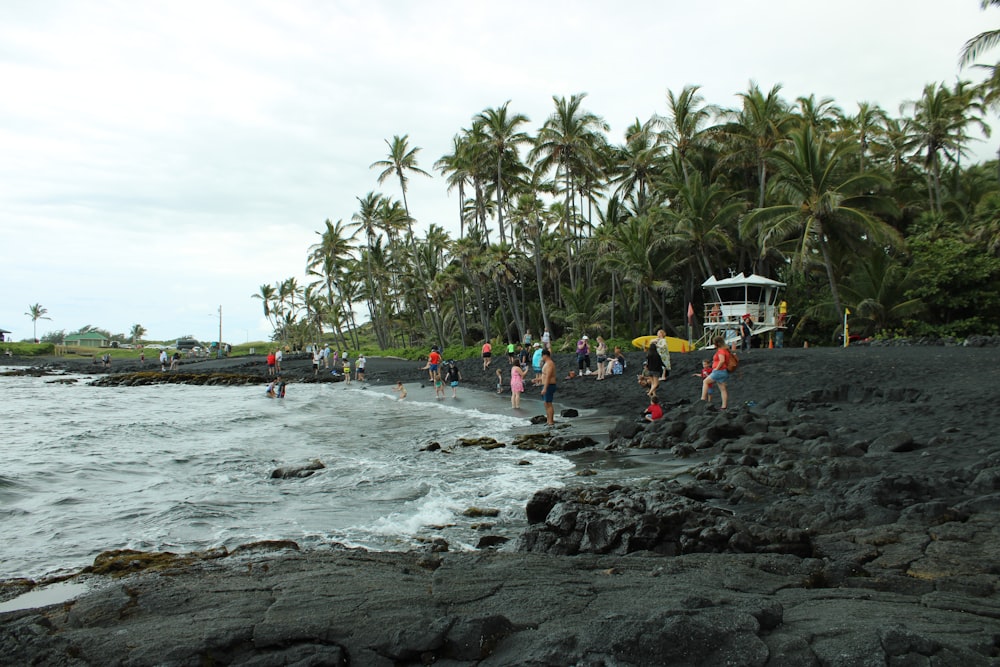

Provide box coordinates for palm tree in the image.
[252,284,278,333]
[902,82,990,214]
[609,118,664,215]
[659,173,743,282]
[475,101,532,245]
[839,249,924,333]
[370,135,445,343]
[960,0,1000,66]
[435,134,475,238]
[743,126,901,314]
[370,134,431,225]
[793,94,841,136]
[130,324,147,347]
[836,102,888,173]
[658,85,714,187]
[530,93,610,287]
[718,81,795,208]
[600,215,679,335]
[25,303,50,342]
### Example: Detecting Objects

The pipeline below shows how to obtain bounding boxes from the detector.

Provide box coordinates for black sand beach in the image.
[2,341,1000,665]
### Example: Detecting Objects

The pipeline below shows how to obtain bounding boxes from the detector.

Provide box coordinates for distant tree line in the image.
[254,13,1000,349]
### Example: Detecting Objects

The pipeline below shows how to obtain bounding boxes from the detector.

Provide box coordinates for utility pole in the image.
[217,305,223,358]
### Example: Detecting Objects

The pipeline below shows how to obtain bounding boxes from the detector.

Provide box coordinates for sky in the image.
[1,0,995,344]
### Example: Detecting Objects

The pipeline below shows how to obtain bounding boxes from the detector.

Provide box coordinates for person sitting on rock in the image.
[643,395,664,422]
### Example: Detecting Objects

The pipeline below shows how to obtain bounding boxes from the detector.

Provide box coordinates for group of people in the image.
[640,334,736,421]
[265,376,286,398]
[412,346,463,399]
[261,347,368,390]
[158,349,180,371]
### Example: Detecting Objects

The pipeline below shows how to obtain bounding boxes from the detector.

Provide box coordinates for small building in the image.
[64,332,110,348]
[701,273,786,346]
[0,328,10,342]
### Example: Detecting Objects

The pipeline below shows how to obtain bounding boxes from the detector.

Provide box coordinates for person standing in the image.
[322,344,330,369]
[576,335,590,375]
[355,353,366,382]
[740,314,753,352]
[510,363,525,409]
[523,329,532,348]
[539,349,557,426]
[644,343,663,397]
[701,336,732,410]
[426,346,442,382]
[541,328,551,351]
[530,343,543,378]
[160,349,168,372]
[445,360,462,397]
[654,329,672,381]
[343,352,352,385]
[595,336,608,380]
[274,348,282,374]
[312,346,321,376]
[481,340,492,370]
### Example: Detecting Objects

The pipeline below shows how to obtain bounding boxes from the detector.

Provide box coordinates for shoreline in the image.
[3,342,1000,664]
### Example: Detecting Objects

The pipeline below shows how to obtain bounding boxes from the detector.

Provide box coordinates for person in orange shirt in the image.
[481,341,492,370]
[701,336,732,410]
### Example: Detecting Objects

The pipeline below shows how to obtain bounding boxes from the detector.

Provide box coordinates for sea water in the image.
[0,369,692,582]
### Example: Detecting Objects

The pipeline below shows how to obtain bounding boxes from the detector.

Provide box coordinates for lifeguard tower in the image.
[701,273,786,347]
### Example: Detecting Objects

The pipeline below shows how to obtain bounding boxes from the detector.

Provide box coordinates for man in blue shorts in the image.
[539,348,557,426]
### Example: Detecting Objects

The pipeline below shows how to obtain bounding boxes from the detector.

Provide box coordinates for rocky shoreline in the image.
[2,343,1000,665]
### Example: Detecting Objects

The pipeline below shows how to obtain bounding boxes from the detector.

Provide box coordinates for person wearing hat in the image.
[576,335,591,375]
[530,342,544,382]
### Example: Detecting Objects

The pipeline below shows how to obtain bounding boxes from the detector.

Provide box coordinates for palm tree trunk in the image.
[818,233,843,315]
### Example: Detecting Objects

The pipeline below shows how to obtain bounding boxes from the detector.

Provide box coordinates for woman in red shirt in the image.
[700,336,731,409]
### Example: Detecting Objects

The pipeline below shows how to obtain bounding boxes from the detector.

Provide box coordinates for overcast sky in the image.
[1,0,993,344]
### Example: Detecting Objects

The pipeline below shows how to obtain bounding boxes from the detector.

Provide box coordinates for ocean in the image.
[0,368,689,582]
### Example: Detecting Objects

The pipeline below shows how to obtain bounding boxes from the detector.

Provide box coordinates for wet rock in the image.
[867,430,917,455]
[270,459,325,479]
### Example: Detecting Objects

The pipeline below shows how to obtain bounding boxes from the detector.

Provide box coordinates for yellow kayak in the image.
[631,335,691,353]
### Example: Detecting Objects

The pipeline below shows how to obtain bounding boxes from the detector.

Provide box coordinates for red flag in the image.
[687,302,695,321]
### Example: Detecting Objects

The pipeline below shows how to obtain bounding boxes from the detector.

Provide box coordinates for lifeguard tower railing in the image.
[699,273,786,347]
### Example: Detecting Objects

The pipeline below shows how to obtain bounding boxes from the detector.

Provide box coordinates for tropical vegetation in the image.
[254,9,1000,350]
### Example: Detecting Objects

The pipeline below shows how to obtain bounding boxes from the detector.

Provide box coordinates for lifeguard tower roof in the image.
[702,273,785,289]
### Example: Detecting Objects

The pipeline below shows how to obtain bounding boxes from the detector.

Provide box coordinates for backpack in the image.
[726,349,739,372]
[613,360,623,375]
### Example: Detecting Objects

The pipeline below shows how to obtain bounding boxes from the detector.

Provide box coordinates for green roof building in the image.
[64,332,109,348]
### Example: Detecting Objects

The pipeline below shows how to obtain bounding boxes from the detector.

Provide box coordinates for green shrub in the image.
[0,342,55,356]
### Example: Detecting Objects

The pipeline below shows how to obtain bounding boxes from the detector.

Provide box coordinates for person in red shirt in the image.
[643,396,664,421]
[426,346,442,382]
[700,336,731,409]
[482,341,492,370]
[266,351,276,377]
